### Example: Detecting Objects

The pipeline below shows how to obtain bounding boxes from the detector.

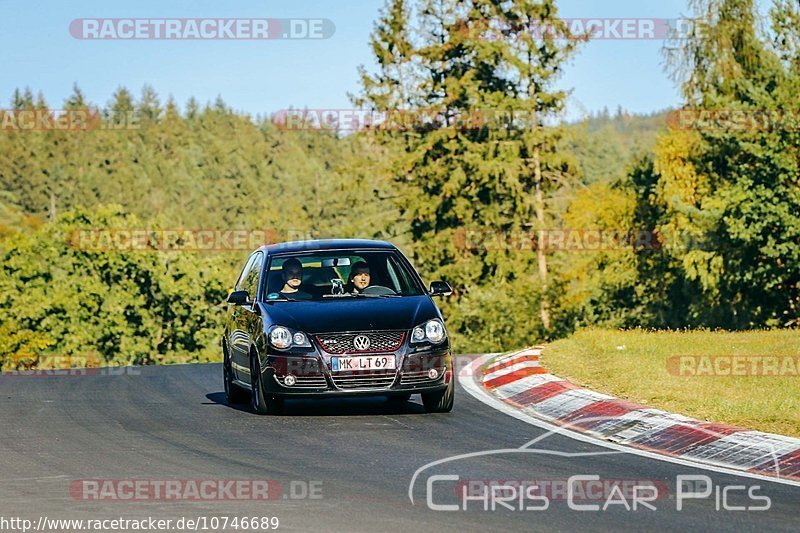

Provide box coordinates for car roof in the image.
[258,238,398,255]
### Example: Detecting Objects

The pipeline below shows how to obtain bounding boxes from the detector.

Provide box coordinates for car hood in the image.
[258,295,440,333]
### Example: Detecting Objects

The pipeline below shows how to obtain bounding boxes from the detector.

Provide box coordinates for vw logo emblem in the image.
[353,335,371,351]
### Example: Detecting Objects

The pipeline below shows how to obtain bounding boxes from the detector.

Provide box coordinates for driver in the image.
[279,258,311,300]
[345,261,371,294]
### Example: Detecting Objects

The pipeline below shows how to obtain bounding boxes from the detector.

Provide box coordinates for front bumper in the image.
[258,342,452,398]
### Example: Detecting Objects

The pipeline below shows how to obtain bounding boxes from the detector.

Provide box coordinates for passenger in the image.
[279,258,311,300]
[344,261,371,294]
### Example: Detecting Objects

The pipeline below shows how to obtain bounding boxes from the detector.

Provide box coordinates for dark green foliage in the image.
[568,0,800,330]
[644,0,800,327]
[0,89,401,365]
[355,0,584,340]
[0,206,229,366]
[1,0,798,364]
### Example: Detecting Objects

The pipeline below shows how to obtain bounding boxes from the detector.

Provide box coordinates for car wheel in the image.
[223,350,249,404]
[422,378,454,413]
[250,353,282,415]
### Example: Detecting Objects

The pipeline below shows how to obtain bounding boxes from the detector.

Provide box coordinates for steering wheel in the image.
[361,285,397,296]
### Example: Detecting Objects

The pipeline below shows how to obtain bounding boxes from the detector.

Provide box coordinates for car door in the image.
[228,253,258,381]
[233,251,264,383]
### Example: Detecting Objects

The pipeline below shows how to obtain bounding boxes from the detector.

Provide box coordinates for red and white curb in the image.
[460,347,800,485]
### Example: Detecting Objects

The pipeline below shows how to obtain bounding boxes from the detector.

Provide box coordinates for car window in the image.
[386,254,415,293]
[264,250,425,300]
[244,252,263,298]
[266,256,344,299]
[235,254,257,292]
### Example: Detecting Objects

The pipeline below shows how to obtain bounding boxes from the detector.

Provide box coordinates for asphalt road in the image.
[0,362,797,532]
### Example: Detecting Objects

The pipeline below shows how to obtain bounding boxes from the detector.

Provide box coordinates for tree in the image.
[504,1,585,331]
[355,0,584,341]
[0,206,230,366]
[107,86,135,119]
[645,0,800,327]
[10,87,35,110]
[185,97,199,120]
[65,83,87,110]
[352,0,416,112]
[137,84,162,122]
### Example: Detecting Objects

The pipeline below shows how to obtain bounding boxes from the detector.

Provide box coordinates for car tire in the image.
[422,377,454,413]
[223,349,250,404]
[250,353,282,415]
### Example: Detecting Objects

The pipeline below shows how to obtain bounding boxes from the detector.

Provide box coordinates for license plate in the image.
[331,355,396,372]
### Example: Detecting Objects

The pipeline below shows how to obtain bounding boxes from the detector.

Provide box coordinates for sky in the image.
[0,0,706,121]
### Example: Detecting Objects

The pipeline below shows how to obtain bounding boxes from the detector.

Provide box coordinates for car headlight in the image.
[268,326,312,350]
[411,319,447,345]
[269,326,292,349]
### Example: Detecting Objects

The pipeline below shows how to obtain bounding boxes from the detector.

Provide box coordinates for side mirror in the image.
[227,290,251,305]
[429,281,453,297]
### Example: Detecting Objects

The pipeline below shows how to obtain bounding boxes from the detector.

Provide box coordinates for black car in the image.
[222,239,454,415]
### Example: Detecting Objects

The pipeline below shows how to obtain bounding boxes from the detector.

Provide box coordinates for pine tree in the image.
[138,84,162,122]
[504,0,584,331]
[65,83,87,110]
[34,92,48,110]
[11,88,25,110]
[107,87,135,121]
[11,88,36,109]
[185,97,199,120]
[213,95,229,114]
[352,0,415,113]
[355,0,583,340]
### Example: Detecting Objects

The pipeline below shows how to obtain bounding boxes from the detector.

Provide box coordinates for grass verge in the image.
[542,328,800,438]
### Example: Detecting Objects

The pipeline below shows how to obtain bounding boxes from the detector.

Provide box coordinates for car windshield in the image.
[263,250,425,301]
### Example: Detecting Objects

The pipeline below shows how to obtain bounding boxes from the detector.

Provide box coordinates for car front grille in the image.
[316,331,405,354]
[330,369,397,390]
